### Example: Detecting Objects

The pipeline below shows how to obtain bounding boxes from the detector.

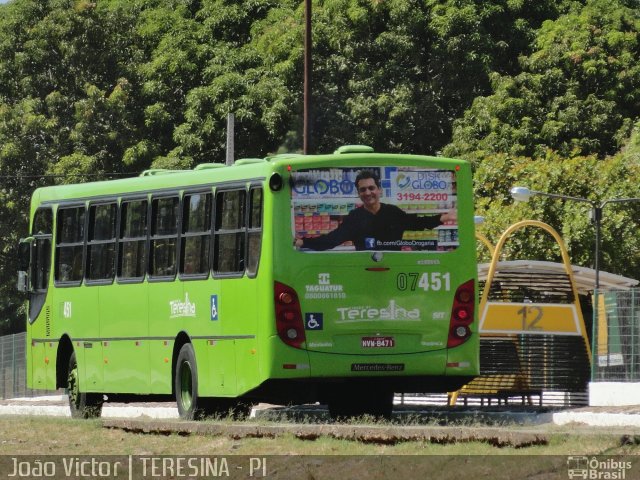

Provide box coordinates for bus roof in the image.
[32,148,467,205]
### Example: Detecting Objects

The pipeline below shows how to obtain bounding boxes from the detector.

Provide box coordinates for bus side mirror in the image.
[17,238,33,293]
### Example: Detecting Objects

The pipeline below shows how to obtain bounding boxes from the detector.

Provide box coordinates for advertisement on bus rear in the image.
[291,167,458,252]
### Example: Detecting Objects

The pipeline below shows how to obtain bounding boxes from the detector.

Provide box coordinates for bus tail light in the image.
[275,281,306,349]
[447,279,475,348]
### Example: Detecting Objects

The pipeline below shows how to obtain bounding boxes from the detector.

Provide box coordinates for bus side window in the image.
[55,206,86,284]
[32,208,53,236]
[247,187,262,277]
[118,199,148,281]
[150,196,179,279]
[86,203,117,282]
[214,189,246,275]
[31,208,53,292]
[181,192,211,277]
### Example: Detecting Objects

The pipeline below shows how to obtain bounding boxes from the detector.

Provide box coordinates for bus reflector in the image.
[447,279,475,348]
[447,361,471,368]
[275,281,306,349]
[283,364,310,370]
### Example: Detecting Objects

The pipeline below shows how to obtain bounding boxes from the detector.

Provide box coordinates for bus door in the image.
[19,207,54,390]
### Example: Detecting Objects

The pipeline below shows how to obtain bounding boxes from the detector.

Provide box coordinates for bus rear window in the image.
[292,167,458,253]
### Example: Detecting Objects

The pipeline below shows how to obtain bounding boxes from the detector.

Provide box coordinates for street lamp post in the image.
[510,186,640,291]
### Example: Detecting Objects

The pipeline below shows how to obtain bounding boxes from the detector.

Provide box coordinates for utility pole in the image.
[226,113,235,166]
[303,0,312,154]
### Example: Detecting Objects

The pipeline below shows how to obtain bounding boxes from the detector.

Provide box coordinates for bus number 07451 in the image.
[396,272,451,292]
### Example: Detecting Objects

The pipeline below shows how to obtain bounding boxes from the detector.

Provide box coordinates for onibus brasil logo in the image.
[567,456,632,479]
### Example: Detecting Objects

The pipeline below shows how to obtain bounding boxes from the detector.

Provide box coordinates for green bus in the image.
[18,145,478,419]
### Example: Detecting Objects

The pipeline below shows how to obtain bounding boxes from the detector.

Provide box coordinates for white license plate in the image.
[361,337,395,348]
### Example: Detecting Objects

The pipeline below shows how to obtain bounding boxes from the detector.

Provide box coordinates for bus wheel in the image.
[67,351,102,419]
[175,343,202,420]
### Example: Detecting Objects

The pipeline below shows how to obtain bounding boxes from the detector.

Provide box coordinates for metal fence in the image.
[0,332,61,399]
[0,332,27,399]
[593,288,640,382]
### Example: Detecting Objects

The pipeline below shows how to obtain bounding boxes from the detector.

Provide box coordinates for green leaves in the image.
[474,144,640,281]
[447,0,640,160]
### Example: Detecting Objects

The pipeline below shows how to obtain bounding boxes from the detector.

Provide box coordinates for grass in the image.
[1,415,639,456]
[2,416,640,479]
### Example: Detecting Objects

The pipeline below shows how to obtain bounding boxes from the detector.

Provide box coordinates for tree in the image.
[445,0,640,161]
[263,0,569,155]
[0,0,149,333]
[473,129,640,281]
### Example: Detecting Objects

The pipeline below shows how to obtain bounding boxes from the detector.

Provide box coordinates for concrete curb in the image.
[0,395,179,419]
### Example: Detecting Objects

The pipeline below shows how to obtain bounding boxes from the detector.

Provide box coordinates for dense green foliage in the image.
[0,0,639,333]
[445,0,640,160]
[473,124,640,281]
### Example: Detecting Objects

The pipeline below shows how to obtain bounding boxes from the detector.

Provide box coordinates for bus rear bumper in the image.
[255,346,476,404]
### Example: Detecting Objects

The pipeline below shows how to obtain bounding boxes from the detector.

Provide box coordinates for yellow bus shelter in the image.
[451,221,636,406]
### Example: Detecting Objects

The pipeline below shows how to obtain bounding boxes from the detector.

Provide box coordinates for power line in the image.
[0,172,136,179]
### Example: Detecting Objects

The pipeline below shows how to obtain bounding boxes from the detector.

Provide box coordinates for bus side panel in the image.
[53,286,103,393]
[181,281,236,398]
[149,339,173,394]
[150,280,198,395]
[235,338,259,395]
[25,301,52,390]
[199,338,236,397]
[29,339,48,390]
[195,278,260,397]
[44,340,57,390]
[101,283,149,393]
[231,278,260,396]
[147,278,187,396]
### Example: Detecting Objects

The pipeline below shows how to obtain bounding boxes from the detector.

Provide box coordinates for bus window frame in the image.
[54,203,87,288]
[85,200,118,286]
[246,183,263,279]
[116,195,149,284]
[30,207,53,294]
[148,193,181,282]
[179,188,213,281]
[212,185,247,279]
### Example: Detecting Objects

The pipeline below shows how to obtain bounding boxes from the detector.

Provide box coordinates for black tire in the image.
[327,387,393,420]
[175,343,202,420]
[66,351,103,419]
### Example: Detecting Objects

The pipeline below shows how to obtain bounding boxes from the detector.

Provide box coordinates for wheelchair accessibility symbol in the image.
[305,313,323,330]
[210,295,218,321]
